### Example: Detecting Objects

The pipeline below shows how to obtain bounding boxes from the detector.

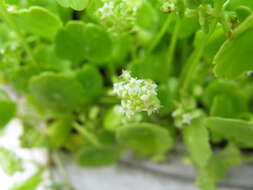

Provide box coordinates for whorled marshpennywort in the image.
[113,70,161,117]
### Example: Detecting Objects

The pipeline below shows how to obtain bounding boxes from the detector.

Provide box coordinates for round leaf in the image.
[130,51,168,83]
[11,7,62,39]
[29,73,85,111]
[55,22,87,63]
[34,45,71,71]
[203,80,248,117]
[136,2,157,29]
[225,0,253,11]
[205,117,253,147]
[56,0,89,11]
[116,123,173,155]
[213,15,253,79]
[183,118,212,168]
[103,107,124,132]
[195,26,227,60]
[76,145,122,167]
[75,64,103,103]
[10,65,41,93]
[55,22,112,63]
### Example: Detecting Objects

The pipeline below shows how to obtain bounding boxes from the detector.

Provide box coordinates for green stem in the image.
[74,123,101,147]
[179,33,208,95]
[46,150,56,186]
[165,15,181,77]
[148,14,172,53]
[53,151,75,190]
[179,21,217,96]
[0,0,37,65]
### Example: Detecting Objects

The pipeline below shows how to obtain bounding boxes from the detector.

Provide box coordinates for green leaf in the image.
[205,117,253,146]
[19,124,43,148]
[169,13,199,39]
[203,80,247,118]
[29,72,85,111]
[213,14,253,79]
[205,143,242,184]
[219,143,242,167]
[56,0,89,11]
[194,142,241,190]
[11,6,62,39]
[45,120,72,148]
[195,26,227,60]
[79,23,113,63]
[75,64,103,103]
[225,0,253,11]
[103,107,125,132]
[236,6,252,22]
[136,2,157,29]
[130,51,168,83]
[183,118,212,168]
[158,78,178,114]
[84,0,103,22]
[116,123,173,155]
[97,129,116,145]
[0,23,18,50]
[10,65,42,93]
[55,21,112,63]
[0,147,23,175]
[0,101,16,129]
[34,45,71,71]
[109,33,132,66]
[0,89,16,129]
[55,21,86,62]
[11,171,42,190]
[206,156,227,183]
[210,95,236,118]
[76,145,122,167]
[196,167,217,190]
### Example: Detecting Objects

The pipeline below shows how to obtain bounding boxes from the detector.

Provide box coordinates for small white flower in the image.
[122,70,132,80]
[172,100,203,128]
[141,95,149,101]
[98,1,114,19]
[113,70,160,117]
[182,113,193,125]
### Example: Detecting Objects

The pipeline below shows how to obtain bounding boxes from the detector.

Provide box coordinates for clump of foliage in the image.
[0,0,253,189]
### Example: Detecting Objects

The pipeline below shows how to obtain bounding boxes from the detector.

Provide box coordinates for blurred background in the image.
[1,120,253,190]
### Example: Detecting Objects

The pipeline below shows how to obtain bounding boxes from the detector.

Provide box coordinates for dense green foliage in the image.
[1,0,253,189]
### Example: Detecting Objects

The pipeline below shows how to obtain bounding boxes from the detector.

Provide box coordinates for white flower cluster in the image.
[172,101,202,128]
[96,0,139,31]
[113,70,160,117]
[97,1,114,19]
